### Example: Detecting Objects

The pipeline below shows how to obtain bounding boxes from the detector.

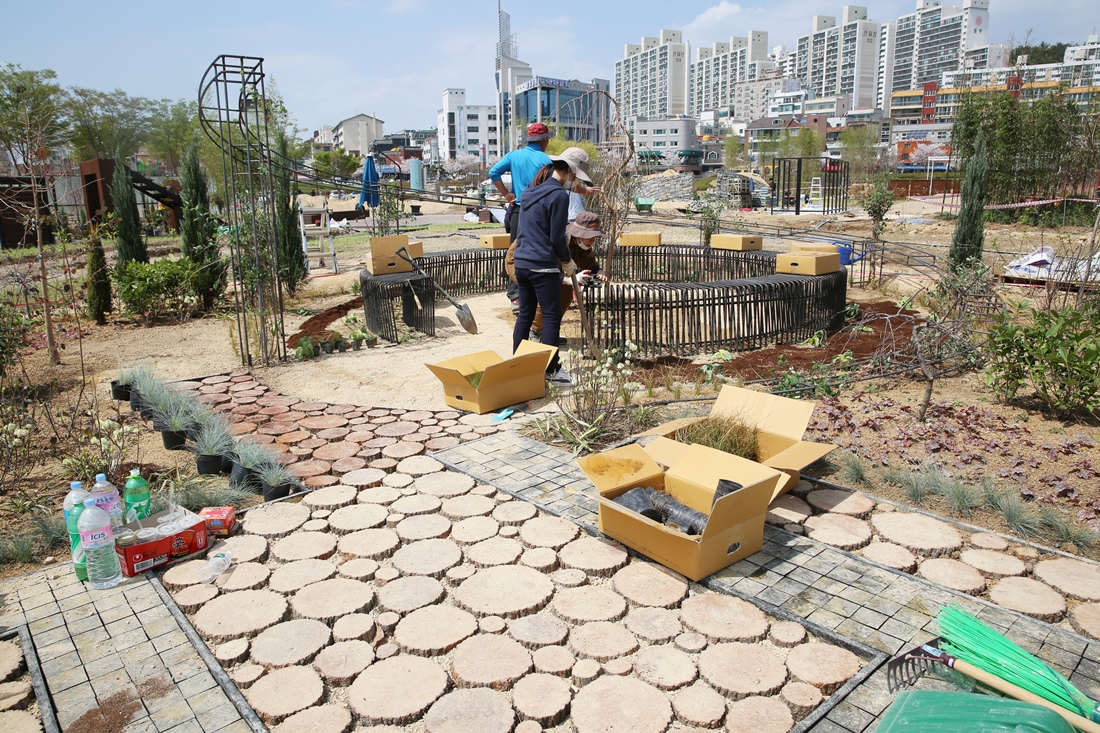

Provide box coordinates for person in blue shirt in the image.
[490,123,553,310]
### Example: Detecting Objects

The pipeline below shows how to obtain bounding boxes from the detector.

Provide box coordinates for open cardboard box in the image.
[366,235,424,275]
[426,340,557,414]
[640,385,836,498]
[577,438,783,581]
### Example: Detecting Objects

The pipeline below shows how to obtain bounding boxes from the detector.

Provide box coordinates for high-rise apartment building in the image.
[436,89,500,161]
[689,32,771,115]
[876,22,897,109]
[794,7,882,111]
[891,0,992,92]
[615,30,691,120]
[495,3,532,152]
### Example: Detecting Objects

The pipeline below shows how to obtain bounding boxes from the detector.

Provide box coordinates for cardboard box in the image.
[577,439,783,581]
[115,509,209,577]
[199,506,237,537]
[480,234,511,250]
[618,232,662,247]
[776,251,841,275]
[426,340,557,414]
[366,235,424,275]
[640,385,836,498]
[791,241,839,254]
[711,234,762,251]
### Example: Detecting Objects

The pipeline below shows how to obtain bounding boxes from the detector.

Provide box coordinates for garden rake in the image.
[887,637,1100,733]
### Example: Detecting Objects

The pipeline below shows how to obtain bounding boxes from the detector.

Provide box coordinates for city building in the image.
[943,36,1100,89]
[794,7,882,110]
[768,90,813,116]
[332,114,384,157]
[495,3,533,152]
[744,115,831,171]
[512,76,612,144]
[876,22,897,110]
[615,30,691,120]
[805,94,852,117]
[689,32,771,115]
[436,89,500,161]
[890,0,996,92]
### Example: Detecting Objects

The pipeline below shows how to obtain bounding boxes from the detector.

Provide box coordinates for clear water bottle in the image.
[78,497,122,590]
[65,482,88,581]
[198,551,234,584]
[123,469,151,522]
[89,473,124,528]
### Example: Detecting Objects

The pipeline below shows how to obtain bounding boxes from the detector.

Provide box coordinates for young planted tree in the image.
[274,131,307,294]
[0,64,69,365]
[110,155,147,264]
[859,184,896,240]
[85,237,111,325]
[949,129,989,269]
[179,142,225,310]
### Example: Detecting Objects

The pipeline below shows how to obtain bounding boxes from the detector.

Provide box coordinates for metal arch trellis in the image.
[198,55,287,367]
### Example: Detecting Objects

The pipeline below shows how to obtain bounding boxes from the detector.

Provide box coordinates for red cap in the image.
[526,122,552,141]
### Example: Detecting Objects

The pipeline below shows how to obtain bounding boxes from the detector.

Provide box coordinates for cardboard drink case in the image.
[578,438,783,581]
[426,340,557,414]
[711,234,763,251]
[199,506,237,537]
[618,232,662,247]
[115,509,209,577]
[480,234,511,249]
[641,385,836,498]
[366,235,424,275]
[791,241,840,253]
[776,251,841,275]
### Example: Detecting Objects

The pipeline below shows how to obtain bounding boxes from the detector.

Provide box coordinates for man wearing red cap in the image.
[489,123,554,309]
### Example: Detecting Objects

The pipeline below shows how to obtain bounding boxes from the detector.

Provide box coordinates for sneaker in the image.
[546,367,572,385]
[511,299,520,315]
[530,329,542,342]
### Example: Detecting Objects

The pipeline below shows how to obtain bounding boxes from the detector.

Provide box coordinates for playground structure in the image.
[770,157,850,216]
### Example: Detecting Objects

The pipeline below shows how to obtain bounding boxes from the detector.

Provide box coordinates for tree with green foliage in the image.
[85,237,111,325]
[146,98,196,172]
[950,129,989,269]
[313,149,361,179]
[179,142,225,310]
[110,155,147,265]
[1010,42,1069,65]
[723,134,749,170]
[0,64,69,365]
[859,184,896,240]
[274,131,307,294]
[68,87,148,161]
[839,125,884,184]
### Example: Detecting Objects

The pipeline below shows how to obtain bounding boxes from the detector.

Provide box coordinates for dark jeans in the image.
[513,267,562,373]
[505,206,521,302]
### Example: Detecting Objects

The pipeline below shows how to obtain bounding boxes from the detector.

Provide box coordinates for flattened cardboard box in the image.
[640,385,836,498]
[426,340,557,414]
[480,234,511,250]
[366,235,424,275]
[776,251,840,275]
[791,241,839,254]
[577,439,783,581]
[618,232,662,247]
[711,234,762,251]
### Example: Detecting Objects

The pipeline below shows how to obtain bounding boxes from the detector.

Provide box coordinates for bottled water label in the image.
[80,526,114,550]
[88,490,122,518]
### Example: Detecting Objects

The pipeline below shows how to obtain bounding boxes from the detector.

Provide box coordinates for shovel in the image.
[395,246,478,334]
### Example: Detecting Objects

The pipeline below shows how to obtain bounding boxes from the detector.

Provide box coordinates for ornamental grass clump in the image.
[674,414,758,460]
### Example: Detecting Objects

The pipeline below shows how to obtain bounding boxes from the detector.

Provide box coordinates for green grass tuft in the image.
[1038,507,1100,551]
[987,490,1044,539]
[674,415,758,460]
[30,513,69,550]
[837,452,870,486]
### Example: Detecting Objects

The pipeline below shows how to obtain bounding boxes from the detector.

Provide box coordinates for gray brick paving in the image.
[0,567,248,733]
[433,431,1100,733]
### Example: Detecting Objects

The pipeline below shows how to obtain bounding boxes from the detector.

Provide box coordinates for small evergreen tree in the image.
[179,142,226,310]
[275,131,307,294]
[859,184,895,240]
[950,129,989,269]
[85,237,111,325]
[110,156,147,264]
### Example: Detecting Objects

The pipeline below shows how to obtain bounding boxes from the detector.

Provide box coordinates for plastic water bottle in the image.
[198,551,234,584]
[89,473,124,528]
[123,469,151,522]
[78,497,122,589]
[65,482,89,581]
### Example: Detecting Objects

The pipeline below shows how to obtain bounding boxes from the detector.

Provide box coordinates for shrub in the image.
[85,237,112,325]
[858,184,895,240]
[113,258,199,324]
[985,302,1100,415]
[674,415,758,460]
[0,301,30,378]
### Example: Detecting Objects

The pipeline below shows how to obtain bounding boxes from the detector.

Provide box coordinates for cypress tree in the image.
[179,143,225,311]
[949,129,989,269]
[85,237,112,325]
[275,131,307,294]
[110,156,147,264]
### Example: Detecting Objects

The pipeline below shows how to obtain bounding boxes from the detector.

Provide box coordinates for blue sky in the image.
[3,0,1093,136]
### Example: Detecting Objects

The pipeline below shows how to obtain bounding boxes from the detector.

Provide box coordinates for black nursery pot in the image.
[111,380,131,402]
[230,462,258,490]
[161,430,187,451]
[196,454,222,475]
[129,390,144,412]
[262,480,292,502]
[220,454,234,474]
